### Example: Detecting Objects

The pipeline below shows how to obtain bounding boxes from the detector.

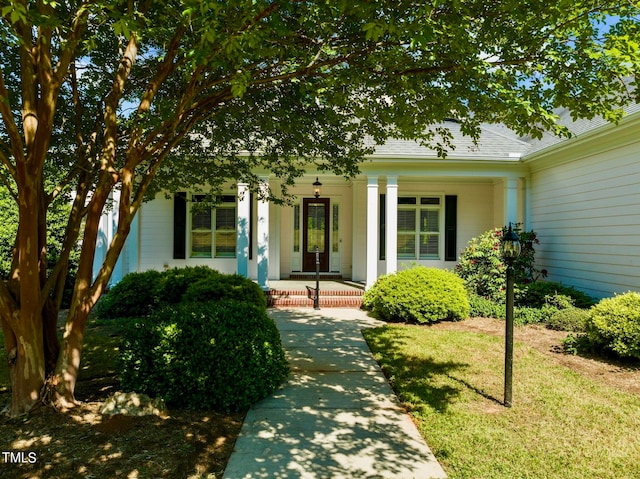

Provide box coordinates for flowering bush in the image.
[455,225,545,303]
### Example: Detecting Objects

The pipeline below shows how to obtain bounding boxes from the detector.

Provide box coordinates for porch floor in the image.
[268,280,365,292]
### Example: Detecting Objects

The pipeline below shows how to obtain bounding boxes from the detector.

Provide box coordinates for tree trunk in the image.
[51,302,90,408]
[8,164,47,415]
[7,314,46,416]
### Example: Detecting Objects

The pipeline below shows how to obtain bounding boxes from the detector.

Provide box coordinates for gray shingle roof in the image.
[367,101,640,162]
[368,121,531,160]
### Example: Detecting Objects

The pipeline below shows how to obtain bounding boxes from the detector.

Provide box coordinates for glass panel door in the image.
[303,198,330,272]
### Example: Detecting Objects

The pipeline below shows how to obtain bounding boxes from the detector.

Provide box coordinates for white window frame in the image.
[396,196,443,260]
[189,194,237,259]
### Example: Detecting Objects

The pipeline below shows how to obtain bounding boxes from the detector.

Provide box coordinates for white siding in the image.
[138,194,237,275]
[530,143,640,298]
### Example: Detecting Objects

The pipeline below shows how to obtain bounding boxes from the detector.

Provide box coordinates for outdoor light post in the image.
[501,223,521,408]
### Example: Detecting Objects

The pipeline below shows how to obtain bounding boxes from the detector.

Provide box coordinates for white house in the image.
[524,105,640,299]
[100,110,640,299]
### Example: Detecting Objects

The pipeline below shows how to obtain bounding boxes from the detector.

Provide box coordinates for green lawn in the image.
[363,324,640,479]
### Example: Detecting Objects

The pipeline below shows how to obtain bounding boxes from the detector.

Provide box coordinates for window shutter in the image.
[379,194,385,260]
[173,192,187,259]
[445,195,457,261]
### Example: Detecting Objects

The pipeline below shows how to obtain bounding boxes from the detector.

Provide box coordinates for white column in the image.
[366,176,379,289]
[385,176,398,275]
[257,178,270,289]
[524,175,532,230]
[504,177,519,226]
[236,183,250,278]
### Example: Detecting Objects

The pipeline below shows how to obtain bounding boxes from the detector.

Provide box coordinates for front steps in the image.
[266,281,364,308]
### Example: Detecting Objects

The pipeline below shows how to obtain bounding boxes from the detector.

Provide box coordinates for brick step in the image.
[267,288,364,297]
[267,295,363,308]
[267,287,364,308]
[288,274,343,280]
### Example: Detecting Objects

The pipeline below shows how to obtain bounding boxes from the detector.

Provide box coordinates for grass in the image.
[363,324,640,479]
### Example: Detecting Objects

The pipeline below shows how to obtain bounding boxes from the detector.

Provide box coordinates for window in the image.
[397,196,441,260]
[190,195,237,258]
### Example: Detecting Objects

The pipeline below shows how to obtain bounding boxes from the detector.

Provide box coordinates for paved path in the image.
[223,308,447,479]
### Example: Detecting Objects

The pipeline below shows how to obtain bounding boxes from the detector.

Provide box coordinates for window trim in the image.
[395,194,444,261]
[189,194,237,259]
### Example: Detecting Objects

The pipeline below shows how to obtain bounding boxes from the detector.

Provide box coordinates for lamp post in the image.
[500,222,521,408]
[313,177,322,198]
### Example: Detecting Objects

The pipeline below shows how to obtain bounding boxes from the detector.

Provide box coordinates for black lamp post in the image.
[313,177,322,198]
[500,222,521,408]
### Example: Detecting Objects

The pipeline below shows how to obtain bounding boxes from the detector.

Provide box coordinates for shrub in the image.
[468,293,505,319]
[95,270,164,319]
[456,225,544,303]
[455,228,506,302]
[182,273,267,309]
[585,292,640,359]
[118,300,289,412]
[518,281,595,309]
[362,267,469,323]
[468,293,550,325]
[157,266,222,305]
[97,266,261,319]
[547,308,590,332]
[514,306,547,326]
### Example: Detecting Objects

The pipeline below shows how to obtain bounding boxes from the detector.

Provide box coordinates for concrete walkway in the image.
[223,308,447,479]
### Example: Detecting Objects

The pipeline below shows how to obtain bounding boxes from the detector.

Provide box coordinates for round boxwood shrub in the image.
[182,273,267,309]
[157,266,222,305]
[586,292,640,359]
[363,267,470,323]
[546,307,590,332]
[95,270,164,319]
[118,300,289,412]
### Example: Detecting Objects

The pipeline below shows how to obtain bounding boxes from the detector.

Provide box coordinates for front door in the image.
[303,198,330,272]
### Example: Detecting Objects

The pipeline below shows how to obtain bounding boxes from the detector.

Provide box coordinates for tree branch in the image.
[0,64,25,165]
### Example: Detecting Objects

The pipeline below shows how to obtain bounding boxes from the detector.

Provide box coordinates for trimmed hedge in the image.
[157,266,221,306]
[117,300,289,412]
[95,270,164,319]
[183,273,267,309]
[363,267,470,323]
[547,307,590,332]
[586,292,640,359]
[96,266,266,319]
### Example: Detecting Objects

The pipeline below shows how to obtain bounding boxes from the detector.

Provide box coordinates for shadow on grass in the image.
[363,325,503,412]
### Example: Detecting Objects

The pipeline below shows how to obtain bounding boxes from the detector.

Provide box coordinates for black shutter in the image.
[249,192,254,260]
[379,194,386,260]
[173,192,187,259]
[445,195,457,261]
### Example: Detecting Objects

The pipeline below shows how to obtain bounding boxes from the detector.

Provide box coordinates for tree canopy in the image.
[0,0,639,415]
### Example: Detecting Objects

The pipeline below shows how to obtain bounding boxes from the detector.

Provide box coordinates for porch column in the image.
[504,177,519,225]
[257,177,269,290]
[366,176,378,289]
[236,182,250,278]
[385,176,398,275]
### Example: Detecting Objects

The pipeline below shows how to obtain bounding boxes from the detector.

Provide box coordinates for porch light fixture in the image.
[313,177,322,198]
[500,222,521,408]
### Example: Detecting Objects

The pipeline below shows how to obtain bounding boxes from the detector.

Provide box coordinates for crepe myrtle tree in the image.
[0,0,639,416]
